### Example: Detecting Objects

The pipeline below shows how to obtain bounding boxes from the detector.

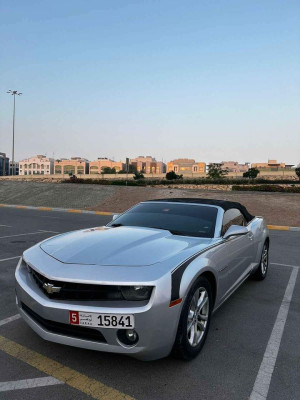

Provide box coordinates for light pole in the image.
[7,90,22,175]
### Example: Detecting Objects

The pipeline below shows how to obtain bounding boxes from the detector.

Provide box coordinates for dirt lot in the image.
[91,186,300,226]
[0,181,299,226]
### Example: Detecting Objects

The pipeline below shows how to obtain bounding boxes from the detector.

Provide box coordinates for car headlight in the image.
[120,286,153,301]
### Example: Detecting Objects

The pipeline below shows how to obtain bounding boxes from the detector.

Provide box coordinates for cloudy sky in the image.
[1,0,299,165]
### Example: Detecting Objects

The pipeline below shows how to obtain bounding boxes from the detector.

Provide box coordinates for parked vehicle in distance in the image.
[15,198,269,360]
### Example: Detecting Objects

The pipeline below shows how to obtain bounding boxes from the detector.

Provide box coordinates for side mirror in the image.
[223,225,248,240]
[112,214,120,221]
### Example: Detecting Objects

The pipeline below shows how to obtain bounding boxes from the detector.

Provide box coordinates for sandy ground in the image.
[91,186,300,226]
[0,181,299,226]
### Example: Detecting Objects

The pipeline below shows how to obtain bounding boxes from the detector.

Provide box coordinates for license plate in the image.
[69,311,134,329]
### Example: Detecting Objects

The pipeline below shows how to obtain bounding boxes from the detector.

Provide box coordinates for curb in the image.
[0,204,114,216]
[0,203,299,231]
[267,225,300,232]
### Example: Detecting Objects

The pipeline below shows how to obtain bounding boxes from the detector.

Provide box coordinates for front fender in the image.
[179,256,218,306]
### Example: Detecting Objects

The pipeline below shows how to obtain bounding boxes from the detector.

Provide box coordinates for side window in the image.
[222,209,246,235]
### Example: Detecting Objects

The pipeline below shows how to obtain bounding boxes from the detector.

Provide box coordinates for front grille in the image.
[21,302,107,343]
[28,265,124,301]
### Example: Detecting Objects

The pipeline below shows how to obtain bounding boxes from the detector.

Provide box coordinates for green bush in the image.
[243,167,260,179]
[232,185,300,193]
[133,172,145,180]
[166,171,183,180]
[63,176,300,186]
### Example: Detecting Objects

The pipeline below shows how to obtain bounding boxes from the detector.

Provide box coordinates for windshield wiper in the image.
[110,223,123,227]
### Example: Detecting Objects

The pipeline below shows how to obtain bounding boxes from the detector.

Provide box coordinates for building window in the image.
[55,166,62,174]
[64,165,75,175]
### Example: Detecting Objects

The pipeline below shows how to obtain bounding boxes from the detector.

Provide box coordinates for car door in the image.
[214,208,254,302]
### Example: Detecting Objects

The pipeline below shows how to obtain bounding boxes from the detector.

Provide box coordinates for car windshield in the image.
[107,202,218,238]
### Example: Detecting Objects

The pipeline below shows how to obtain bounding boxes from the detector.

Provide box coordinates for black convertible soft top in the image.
[148,198,254,222]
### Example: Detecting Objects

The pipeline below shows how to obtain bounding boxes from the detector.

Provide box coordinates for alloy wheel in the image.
[261,244,268,275]
[187,287,209,347]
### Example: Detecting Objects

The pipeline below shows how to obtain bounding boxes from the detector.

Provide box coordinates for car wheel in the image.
[253,241,269,281]
[172,276,212,360]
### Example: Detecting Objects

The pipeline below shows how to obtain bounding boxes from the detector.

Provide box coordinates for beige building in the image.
[19,155,54,175]
[221,161,249,173]
[89,158,124,174]
[130,156,166,174]
[54,157,89,175]
[252,159,294,171]
[167,158,206,174]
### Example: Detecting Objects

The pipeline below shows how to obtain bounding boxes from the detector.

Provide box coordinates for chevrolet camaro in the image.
[15,198,269,360]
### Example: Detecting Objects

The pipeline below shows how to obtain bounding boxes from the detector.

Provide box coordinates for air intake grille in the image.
[21,302,107,343]
[28,265,124,301]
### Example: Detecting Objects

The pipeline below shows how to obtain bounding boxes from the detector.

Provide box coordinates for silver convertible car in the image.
[15,199,269,361]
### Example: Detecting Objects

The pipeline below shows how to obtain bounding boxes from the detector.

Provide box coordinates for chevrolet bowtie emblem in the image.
[43,282,62,294]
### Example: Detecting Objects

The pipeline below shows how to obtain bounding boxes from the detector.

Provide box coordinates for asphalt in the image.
[0,207,299,400]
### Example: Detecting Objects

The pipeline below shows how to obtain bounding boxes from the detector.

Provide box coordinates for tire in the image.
[172,276,212,360]
[252,241,269,281]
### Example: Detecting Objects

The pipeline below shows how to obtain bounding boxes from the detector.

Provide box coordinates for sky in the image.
[0,0,299,165]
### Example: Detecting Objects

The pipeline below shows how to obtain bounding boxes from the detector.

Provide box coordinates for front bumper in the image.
[15,258,181,361]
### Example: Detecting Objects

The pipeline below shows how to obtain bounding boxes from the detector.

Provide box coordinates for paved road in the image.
[0,207,299,400]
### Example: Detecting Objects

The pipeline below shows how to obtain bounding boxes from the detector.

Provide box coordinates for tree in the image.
[166,171,183,180]
[133,171,145,180]
[207,164,228,179]
[243,167,260,179]
[295,167,300,180]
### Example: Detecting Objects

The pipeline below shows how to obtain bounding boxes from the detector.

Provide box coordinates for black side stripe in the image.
[170,241,225,302]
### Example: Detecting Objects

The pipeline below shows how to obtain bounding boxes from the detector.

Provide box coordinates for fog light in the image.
[117,329,139,346]
[126,329,137,342]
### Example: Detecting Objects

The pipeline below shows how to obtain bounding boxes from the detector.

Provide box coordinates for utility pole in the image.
[6,90,22,175]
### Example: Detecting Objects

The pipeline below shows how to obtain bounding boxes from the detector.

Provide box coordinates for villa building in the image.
[19,155,54,175]
[221,161,249,173]
[167,158,206,174]
[252,159,294,171]
[54,157,89,175]
[89,158,124,174]
[0,152,9,176]
[130,156,166,174]
[9,161,19,175]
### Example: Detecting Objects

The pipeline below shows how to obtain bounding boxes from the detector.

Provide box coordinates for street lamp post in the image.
[7,90,22,175]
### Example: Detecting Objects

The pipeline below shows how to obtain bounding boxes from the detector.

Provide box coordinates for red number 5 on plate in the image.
[69,311,79,325]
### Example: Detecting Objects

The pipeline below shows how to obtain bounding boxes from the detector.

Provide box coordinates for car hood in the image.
[40,226,213,266]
